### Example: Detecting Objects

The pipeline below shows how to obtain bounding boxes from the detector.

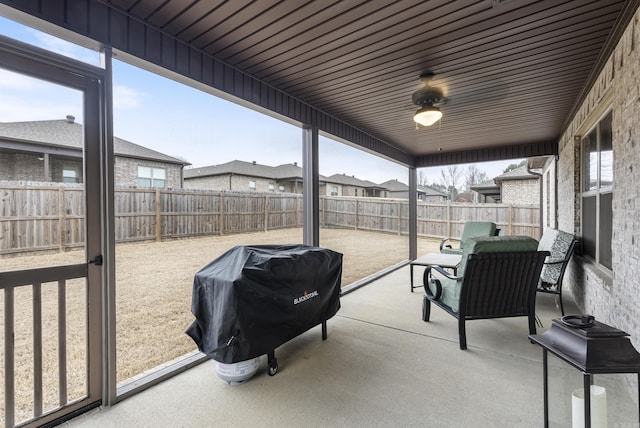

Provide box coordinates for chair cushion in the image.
[440,221,497,255]
[428,235,539,313]
[537,229,575,286]
[460,221,497,242]
[458,235,539,276]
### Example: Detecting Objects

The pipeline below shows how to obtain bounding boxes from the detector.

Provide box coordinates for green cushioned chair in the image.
[440,221,497,255]
[423,235,549,350]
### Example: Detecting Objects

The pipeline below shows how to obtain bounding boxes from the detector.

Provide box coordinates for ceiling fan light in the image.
[414,106,442,126]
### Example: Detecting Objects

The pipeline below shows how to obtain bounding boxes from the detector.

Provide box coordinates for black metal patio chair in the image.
[423,235,549,350]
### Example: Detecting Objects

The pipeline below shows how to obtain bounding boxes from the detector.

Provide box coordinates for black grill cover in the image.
[186,244,342,363]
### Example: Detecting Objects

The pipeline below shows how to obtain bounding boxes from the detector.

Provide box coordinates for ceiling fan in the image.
[412,72,446,127]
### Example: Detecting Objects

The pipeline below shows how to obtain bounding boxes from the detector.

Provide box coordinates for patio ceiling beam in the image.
[415,140,558,169]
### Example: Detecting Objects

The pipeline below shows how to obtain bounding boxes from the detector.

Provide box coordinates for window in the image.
[249,180,256,191]
[331,186,338,196]
[279,185,285,192]
[62,167,79,183]
[581,110,612,270]
[137,166,166,188]
[268,183,275,192]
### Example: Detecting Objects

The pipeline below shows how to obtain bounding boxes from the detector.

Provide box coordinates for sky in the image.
[0,15,521,186]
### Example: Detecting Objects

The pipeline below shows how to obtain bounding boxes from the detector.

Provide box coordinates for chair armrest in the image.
[439,237,448,251]
[425,264,462,281]
[425,278,443,300]
[543,258,567,266]
[439,237,458,251]
[424,265,462,301]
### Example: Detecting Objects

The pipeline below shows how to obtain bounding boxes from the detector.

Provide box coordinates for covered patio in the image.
[65,268,580,428]
[1,1,640,427]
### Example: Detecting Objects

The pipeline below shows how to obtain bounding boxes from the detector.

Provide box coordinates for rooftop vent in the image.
[66,115,75,123]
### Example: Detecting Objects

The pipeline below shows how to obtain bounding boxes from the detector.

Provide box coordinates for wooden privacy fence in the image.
[0,182,540,255]
[321,196,540,239]
[0,183,303,254]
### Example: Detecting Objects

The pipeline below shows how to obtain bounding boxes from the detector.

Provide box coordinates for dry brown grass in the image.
[1,228,439,423]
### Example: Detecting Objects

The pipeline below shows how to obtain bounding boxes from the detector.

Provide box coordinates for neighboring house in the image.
[494,166,540,204]
[184,160,307,193]
[324,173,386,197]
[454,192,474,203]
[421,185,448,202]
[0,116,189,188]
[470,180,501,203]
[184,161,391,197]
[378,179,448,202]
[471,165,540,204]
[378,179,408,199]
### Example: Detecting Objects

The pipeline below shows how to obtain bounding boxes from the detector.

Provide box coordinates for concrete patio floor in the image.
[65,264,581,428]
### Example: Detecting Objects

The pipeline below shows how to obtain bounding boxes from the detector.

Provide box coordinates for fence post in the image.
[219,193,224,235]
[354,199,359,230]
[58,186,66,252]
[264,195,269,232]
[155,189,162,242]
[397,200,401,235]
[446,203,452,239]
[508,204,513,235]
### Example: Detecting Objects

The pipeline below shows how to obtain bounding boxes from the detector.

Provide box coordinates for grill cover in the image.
[186,244,342,363]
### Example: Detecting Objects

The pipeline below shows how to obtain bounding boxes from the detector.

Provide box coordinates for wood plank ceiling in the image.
[106,0,629,162]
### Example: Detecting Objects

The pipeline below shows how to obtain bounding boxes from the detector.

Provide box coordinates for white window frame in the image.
[62,166,80,183]
[137,166,166,188]
[249,180,256,191]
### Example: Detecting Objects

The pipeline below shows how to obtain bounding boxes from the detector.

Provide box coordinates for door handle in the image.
[88,255,103,266]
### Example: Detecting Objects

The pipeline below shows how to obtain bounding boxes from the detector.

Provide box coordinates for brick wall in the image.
[1,153,84,183]
[115,157,182,189]
[184,173,281,192]
[183,175,231,190]
[341,185,367,197]
[501,179,539,205]
[0,152,46,181]
[557,7,640,347]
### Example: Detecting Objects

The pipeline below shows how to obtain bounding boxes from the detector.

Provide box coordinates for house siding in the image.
[341,185,367,197]
[1,152,84,183]
[1,149,182,188]
[322,183,343,196]
[424,195,446,203]
[115,157,183,189]
[557,7,640,348]
[0,152,47,181]
[501,179,539,205]
[183,174,277,192]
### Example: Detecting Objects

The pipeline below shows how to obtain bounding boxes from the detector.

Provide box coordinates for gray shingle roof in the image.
[185,160,316,180]
[185,161,390,189]
[378,179,447,196]
[493,165,537,182]
[325,173,372,187]
[378,179,408,192]
[419,185,447,196]
[472,180,499,190]
[0,117,188,165]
